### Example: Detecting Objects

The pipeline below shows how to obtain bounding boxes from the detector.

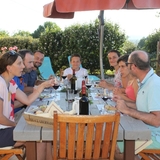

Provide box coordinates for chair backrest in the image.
[68,55,82,68]
[39,57,55,80]
[53,111,120,160]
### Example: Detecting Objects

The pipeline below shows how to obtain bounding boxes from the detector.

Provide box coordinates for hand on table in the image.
[99,80,108,88]
[42,79,55,88]
[114,95,129,114]
[113,87,123,95]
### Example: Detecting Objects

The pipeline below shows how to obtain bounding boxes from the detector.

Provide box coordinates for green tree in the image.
[32,21,61,38]
[0,30,9,38]
[12,30,32,37]
[144,29,160,54]
[122,40,137,54]
[137,37,147,50]
[39,20,126,74]
[32,25,45,38]
[0,37,39,52]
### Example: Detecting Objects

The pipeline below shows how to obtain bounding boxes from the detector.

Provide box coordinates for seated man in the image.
[13,49,34,122]
[63,53,88,89]
[114,50,160,160]
[23,50,45,93]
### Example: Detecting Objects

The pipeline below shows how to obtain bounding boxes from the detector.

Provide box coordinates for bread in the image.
[104,105,116,111]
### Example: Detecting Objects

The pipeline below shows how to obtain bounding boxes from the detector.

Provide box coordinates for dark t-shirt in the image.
[23,70,37,87]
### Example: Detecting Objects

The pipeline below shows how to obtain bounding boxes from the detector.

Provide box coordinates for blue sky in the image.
[0,0,160,40]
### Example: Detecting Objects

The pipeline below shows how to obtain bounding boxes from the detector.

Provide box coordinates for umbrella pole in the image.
[99,10,104,79]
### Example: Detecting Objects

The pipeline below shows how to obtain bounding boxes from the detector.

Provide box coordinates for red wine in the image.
[102,96,108,101]
[79,80,89,115]
[62,76,67,79]
[86,84,92,89]
[53,85,59,90]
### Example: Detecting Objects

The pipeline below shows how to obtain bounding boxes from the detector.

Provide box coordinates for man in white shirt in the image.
[63,53,88,89]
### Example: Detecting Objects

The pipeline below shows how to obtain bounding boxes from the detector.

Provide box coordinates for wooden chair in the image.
[0,146,25,160]
[53,111,120,160]
[138,149,160,160]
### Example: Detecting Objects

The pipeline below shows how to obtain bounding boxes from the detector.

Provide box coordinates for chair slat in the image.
[93,123,103,159]
[59,123,67,158]
[85,123,94,159]
[101,122,112,158]
[76,123,85,159]
[68,123,76,159]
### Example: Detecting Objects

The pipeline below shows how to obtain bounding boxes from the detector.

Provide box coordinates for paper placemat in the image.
[36,93,60,101]
[91,93,101,100]
[96,104,104,111]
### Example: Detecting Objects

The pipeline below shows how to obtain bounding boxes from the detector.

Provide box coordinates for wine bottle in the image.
[70,69,77,93]
[79,80,89,115]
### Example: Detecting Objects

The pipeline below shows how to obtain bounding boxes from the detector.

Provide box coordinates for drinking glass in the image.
[53,77,60,97]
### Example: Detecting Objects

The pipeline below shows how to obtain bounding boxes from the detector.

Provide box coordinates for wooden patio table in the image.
[13,89,151,160]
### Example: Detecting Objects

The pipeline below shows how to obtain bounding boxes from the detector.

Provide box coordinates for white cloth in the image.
[0,77,17,129]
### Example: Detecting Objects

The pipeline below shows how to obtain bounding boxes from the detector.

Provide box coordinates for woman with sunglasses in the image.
[0,51,54,160]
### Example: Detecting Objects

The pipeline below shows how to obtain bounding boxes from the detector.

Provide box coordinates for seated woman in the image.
[0,51,54,160]
[113,54,139,103]
[99,50,122,90]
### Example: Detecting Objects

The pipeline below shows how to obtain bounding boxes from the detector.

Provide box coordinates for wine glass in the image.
[53,77,60,97]
[102,89,110,104]
[62,75,67,80]
[86,78,93,93]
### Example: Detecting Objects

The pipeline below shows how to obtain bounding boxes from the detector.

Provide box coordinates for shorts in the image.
[0,127,16,147]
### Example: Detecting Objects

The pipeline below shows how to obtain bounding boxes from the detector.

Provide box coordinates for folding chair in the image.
[138,149,160,160]
[53,111,120,160]
[0,146,25,160]
[39,57,55,80]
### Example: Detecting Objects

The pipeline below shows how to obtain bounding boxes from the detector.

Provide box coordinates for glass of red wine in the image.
[62,75,67,80]
[86,83,92,93]
[53,77,60,98]
[102,96,110,104]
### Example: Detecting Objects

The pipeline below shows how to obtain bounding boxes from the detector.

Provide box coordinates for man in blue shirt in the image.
[13,49,34,118]
[114,50,160,160]
[23,50,45,93]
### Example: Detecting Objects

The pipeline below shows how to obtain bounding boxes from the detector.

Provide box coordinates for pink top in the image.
[125,84,136,101]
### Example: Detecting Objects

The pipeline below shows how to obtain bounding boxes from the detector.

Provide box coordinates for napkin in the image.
[96,104,104,111]
[91,93,101,100]
[72,100,79,115]
[45,101,64,117]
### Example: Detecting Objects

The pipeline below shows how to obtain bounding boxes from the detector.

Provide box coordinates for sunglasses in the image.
[125,62,134,66]
[7,50,16,60]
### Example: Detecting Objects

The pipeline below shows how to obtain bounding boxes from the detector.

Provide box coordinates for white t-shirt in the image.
[63,68,88,89]
[0,77,17,129]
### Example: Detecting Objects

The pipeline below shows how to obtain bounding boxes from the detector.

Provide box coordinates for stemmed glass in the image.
[53,76,60,98]
[101,89,110,104]
[85,78,93,93]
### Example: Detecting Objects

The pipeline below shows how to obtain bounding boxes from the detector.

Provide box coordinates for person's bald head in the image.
[129,50,150,70]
